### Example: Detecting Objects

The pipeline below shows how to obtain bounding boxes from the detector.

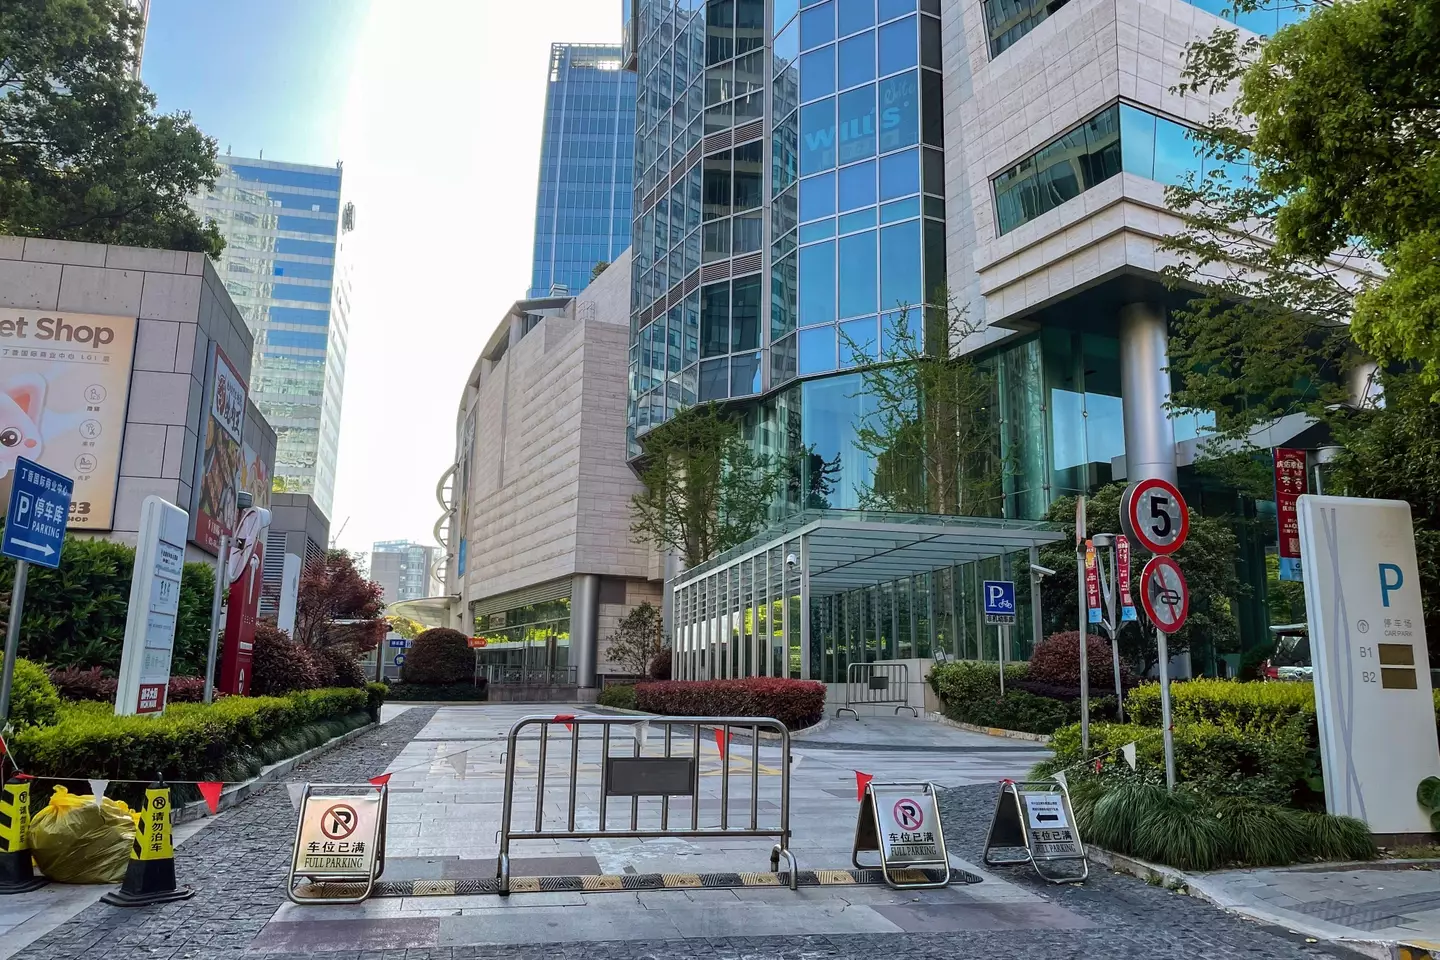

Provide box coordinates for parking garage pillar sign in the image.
[115,496,189,715]
[1297,496,1440,834]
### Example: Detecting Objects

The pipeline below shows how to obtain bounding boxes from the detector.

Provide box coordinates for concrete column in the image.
[571,574,600,688]
[1118,302,1178,485]
[1347,359,1383,409]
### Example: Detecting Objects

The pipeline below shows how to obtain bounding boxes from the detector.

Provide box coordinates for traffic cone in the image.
[101,782,194,906]
[0,776,46,894]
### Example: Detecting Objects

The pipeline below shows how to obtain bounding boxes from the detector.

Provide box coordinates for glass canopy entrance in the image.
[669,511,1065,684]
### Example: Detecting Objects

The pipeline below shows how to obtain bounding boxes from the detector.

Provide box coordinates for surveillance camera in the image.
[785,553,799,568]
[1029,563,1058,578]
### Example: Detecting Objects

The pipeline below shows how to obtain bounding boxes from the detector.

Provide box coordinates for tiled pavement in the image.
[11,705,1363,959]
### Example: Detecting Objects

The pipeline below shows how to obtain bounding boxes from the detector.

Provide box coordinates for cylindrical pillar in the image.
[571,574,601,689]
[1118,302,1178,485]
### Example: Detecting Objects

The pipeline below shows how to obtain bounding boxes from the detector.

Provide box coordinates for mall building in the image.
[619,0,1375,692]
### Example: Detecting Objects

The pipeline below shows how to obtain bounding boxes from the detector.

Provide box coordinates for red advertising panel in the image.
[193,345,247,554]
[218,506,269,695]
[1084,539,1101,624]
[1273,447,1307,581]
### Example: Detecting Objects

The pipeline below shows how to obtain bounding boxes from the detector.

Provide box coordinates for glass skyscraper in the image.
[528,43,638,298]
[191,157,351,517]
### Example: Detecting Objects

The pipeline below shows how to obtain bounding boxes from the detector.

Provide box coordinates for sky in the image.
[143,0,624,562]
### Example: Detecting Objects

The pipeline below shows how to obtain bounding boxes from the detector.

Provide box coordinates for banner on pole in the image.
[1084,540,1102,624]
[1273,447,1306,581]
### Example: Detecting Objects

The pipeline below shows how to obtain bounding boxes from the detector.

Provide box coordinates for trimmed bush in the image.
[165,676,207,703]
[635,678,826,730]
[1028,631,1135,693]
[928,660,1113,734]
[401,628,472,685]
[1,656,60,728]
[649,648,672,680]
[316,645,368,689]
[9,687,367,785]
[597,684,638,710]
[1127,679,1317,738]
[250,623,323,695]
[385,680,486,702]
[365,682,388,719]
[48,666,117,702]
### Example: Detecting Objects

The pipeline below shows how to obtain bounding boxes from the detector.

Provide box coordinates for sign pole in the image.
[1075,501,1089,754]
[999,622,1006,697]
[0,560,30,724]
[1107,542,1124,722]
[1156,623,1176,791]
[203,533,228,704]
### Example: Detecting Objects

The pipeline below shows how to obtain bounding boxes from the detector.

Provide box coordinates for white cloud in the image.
[329,0,622,562]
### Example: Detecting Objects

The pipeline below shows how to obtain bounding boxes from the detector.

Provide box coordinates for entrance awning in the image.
[387,595,455,628]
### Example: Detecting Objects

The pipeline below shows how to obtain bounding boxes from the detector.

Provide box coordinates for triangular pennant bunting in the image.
[791,753,802,772]
[286,782,305,812]
[88,779,108,807]
[446,751,468,780]
[1121,742,1137,771]
[369,773,392,789]
[1053,770,1068,791]
[198,781,223,815]
[631,720,650,750]
[714,728,728,759]
[554,714,576,731]
[855,771,873,802]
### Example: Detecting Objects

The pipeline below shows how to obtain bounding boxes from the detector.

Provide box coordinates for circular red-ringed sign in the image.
[320,803,359,840]
[893,798,925,830]
[1139,555,1190,634]
[1122,477,1190,555]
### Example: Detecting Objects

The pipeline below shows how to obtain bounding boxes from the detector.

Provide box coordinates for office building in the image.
[190,156,351,517]
[261,492,330,618]
[371,539,441,604]
[126,0,151,77]
[624,0,1372,687]
[419,252,663,695]
[528,44,637,298]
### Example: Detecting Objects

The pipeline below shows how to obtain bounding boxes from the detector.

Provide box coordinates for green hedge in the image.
[1041,718,1311,806]
[928,661,1113,735]
[10,688,367,785]
[597,684,637,710]
[385,681,486,702]
[0,655,60,728]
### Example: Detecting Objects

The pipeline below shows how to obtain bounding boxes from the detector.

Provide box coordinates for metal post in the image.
[1029,545,1043,653]
[203,533,228,704]
[0,559,30,724]
[998,623,1007,697]
[1156,625,1176,790]
[799,534,810,680]
[1313,465,1324,496]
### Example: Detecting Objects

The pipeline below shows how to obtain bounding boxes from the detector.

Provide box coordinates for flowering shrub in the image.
[635,678,826,730]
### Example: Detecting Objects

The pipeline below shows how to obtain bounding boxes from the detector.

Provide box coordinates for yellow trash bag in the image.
[29,786,138,883]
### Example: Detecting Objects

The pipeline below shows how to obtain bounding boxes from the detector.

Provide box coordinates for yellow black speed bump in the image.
[293,867,981,901]
[101,782,195,907]
[0,775,45,895]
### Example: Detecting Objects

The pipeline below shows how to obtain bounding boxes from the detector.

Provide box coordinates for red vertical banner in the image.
[1084,539,1102,624]
[1116,534,1136,621]
[1273,447,1307,581]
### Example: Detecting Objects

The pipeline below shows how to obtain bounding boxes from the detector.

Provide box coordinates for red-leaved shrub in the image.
[251,623,323,694]
[635,678,826,730]
[648,648,672,680]
[49,666,117,702]
[166,676,207,703]
[401,628,472,685]
[1027,631,1135,692]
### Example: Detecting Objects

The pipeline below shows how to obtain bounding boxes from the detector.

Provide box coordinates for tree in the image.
[1036,485,1245,674]
[294,550,386,654]
[604,602,663,677]
[0,0,224,255]
[843,301,1006,516]
[590,260,610,281]
[1161,0,1440,661]
[630,403,786,568]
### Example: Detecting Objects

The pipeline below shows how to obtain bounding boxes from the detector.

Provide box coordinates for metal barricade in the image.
[836,662,919,718]
[497,715,797,894]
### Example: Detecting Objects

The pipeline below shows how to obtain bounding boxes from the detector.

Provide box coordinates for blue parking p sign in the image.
[3,457,72,569]
[982,580,1016,625]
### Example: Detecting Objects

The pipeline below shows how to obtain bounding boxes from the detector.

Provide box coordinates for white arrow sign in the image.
[10,539,55,556]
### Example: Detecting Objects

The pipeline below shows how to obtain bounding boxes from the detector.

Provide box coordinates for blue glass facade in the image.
[529,44,637,298]
[983,0,1307,57]
[192,157,349,514]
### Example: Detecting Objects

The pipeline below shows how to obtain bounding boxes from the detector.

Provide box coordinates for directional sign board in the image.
[982,580,1016,624]
[1120,477,1189,555]
[1140,555,1189,634]
[983,780,1088,883]
[852,781,951,889]
[3,457,72,568]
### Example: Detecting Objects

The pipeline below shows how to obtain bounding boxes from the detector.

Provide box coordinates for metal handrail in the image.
[496,714,797,894]
[836,661,919,718]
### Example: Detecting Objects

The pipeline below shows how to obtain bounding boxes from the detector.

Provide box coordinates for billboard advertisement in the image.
[0,308,137,530]
[240,439,271,510]
[192,345,247,554]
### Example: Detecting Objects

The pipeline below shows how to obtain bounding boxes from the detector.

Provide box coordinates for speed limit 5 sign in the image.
[1120,478,1189,554]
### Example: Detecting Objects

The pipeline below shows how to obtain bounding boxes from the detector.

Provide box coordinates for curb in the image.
[587,705,831,740]
[927,712,1052,744]
[1086,845,1426,960]
[173,720,378,824]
